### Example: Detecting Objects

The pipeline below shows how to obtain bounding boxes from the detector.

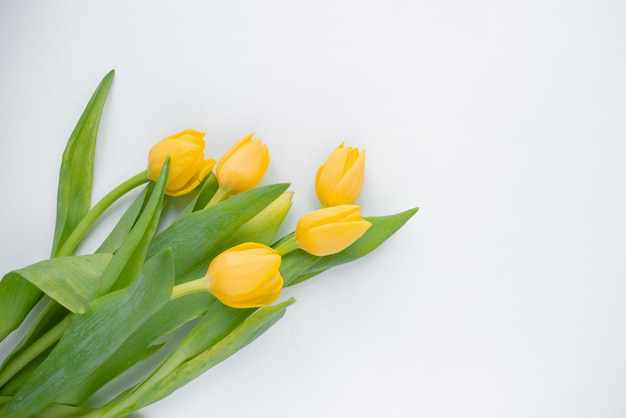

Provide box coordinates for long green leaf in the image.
[0,248,175,418]
[99,161,169,294]
[57,292,212,405]
[96,188,149,254]
[10,254,112,314]
[172,300,254,362]
[51,70,115,257]
[97,299,295,416]
[137,298,295,409]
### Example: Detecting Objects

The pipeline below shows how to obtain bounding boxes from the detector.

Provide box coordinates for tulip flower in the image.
[205,242,283,308]
[215,133,270,195]
[294,205,372,256]
[147,129,216,196]
[172,242,284,308]
[316,143,365,207]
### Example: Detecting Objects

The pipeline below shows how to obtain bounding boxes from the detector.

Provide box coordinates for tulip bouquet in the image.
[0,71,417,417]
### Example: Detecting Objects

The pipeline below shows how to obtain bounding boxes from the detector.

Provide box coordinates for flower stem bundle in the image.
[0,70,417,417]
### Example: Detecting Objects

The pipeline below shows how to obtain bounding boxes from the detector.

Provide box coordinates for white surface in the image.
[1,1,626,417]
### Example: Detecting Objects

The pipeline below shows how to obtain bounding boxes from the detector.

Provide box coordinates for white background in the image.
[1,1,626,417]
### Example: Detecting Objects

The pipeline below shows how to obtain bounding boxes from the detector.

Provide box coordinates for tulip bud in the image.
[316,143,365,207]
[295,205,372,256]
[215,133,270,195]
[206,242,283,308]
[147,129,216,196]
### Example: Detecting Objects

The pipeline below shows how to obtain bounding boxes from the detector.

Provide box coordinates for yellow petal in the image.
[297,220,372,256]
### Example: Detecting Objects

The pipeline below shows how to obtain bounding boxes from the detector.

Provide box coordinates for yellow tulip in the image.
[215,133,270,195]
[206,242,283,309]
[147,129,216,196]
[316,143,365,206]
[295,205,372,256]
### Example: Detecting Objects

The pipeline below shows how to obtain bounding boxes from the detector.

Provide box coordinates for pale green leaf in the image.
[12,254,112,314]
[117,298,295,413]
[51,70,115,257]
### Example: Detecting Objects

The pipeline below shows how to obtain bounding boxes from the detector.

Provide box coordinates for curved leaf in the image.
[12,254,112,314]
[51,70,115,257]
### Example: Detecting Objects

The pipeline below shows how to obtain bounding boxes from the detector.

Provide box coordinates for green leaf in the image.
[0,253,111,341]
[96,188,149,254]
[0,396,92,418]
[0,274,42,342]
[148,183,289,278]
[138,298,295,409]
[57,292,213,405]
[0,248,176,418]
[173,299,254,362]
[99,160,169,294]
[99,299,295,415]
[10,254,112,314]
[285,207,418,286]
[279,249,320,286]
[226,191,292,246]
[179,172,219,218]
[51,70,115,257]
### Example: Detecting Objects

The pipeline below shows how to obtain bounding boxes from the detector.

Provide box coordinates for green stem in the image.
[273,236,300,256]
[204,186,230,208]
[0,316,71,388]
[170,278,208,300]
[55,171,150,257]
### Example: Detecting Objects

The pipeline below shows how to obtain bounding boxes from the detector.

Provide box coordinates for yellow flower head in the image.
[295,205,372,256]
[206,242,283,309]
[147,129,216,196]
[316,143,365,207]
[216,133,270,195]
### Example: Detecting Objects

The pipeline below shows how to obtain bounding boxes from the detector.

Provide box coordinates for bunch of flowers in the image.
[0,71,417,417]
